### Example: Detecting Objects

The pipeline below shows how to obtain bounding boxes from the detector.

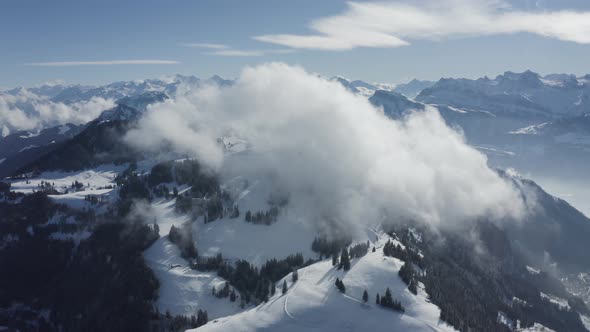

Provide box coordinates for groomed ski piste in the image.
[189,233,456,332]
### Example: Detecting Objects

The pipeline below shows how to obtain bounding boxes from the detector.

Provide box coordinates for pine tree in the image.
[196,309,209,327]
[408,280,418,295]
[245,210,252,222]
[271,283,276,296]
[230,290,237,302]
[376,293,380,305]
[340,248,351,271]
[292,269,298,283]
[332,253,338,266]
[335,278,346,293]
[282,280,288,295]
[384,287,393,306]
[363,290,369,303]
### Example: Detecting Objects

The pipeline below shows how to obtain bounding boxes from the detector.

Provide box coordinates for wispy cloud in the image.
[182,43,229,49]
[254,0,590,51]
[26,60,180,66]
[205,49,265,57]
[184,42,294,57]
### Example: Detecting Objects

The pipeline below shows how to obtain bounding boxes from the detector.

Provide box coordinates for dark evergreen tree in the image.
[196,309,208,327]
[376,293,380,305]
[339,248,351,271]
[408,280,418,295]
[335,278,346,293]
[292,269,299,283]
[363,290,369,303]
[282,280,288,295]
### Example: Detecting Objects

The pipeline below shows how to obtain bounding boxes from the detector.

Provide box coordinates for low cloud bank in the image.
[0,90,114,136]
[126,63,529,232]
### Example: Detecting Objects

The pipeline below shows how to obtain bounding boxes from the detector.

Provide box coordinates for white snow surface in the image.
[143,236,243,318]
[518,322,556,332]
[18,145,38,152]
[526,266,541,275]
[190,234,455,332]
[540,292,570,310]
[9,164,124,194]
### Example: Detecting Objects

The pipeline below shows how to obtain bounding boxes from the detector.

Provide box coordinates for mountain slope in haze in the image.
[0,124,86,178]
[393,79,436,99]
[330,76,393,97]
[371,73,590,180]
[416,70,590,118]
[510,113,590,147]
[9,92,168,176]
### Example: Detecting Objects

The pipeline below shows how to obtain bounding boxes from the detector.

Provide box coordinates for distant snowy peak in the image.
[369,90,425,118]
[330,76,392,97]
[1,74,235,105]
[393,79,436,99]
[417,70,590,118]
[96,91,169,122]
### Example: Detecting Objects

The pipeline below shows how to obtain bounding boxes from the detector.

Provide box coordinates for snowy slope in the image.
[143,235,243,318]
[194,175,317,266]
[191,233,455,332]
[9,165,122,194]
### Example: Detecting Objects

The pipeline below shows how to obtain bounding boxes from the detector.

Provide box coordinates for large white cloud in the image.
[126,63,529,233]
[0,90,115,136]
[254,0,590,50]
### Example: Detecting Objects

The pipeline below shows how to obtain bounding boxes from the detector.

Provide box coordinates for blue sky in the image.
[1,0,590,88]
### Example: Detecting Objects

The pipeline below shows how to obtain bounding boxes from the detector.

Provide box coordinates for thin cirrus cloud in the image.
[25,60,180,66]
[253,0,590,51]
[183,42,293,57]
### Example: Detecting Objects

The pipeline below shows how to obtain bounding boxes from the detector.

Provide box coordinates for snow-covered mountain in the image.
[2,74,232,105]
[3,147,590,331]
[2,70,590,332]
[0,123,86,178]
[330,76,393,97]
[371,71,590,183]
[417,70,590,118]
[393,79,436,99]
[96,91,169,122]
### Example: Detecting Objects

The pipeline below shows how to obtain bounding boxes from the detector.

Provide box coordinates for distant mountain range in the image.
[2,69,590,180]
[2,74,231,104]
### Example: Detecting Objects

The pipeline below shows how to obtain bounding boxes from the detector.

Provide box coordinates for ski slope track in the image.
[189,234,455,332]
